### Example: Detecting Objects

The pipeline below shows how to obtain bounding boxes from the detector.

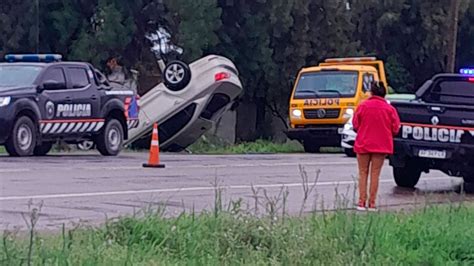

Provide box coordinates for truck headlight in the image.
[292,109,302,118]
[345,108,354,115]
[0,97,11,107]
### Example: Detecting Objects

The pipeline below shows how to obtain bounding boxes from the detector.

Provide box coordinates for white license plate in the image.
[338,128,344,134]
[418,149,447,159]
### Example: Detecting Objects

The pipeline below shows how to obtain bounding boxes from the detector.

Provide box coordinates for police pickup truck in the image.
[389,70,474,188]
[0,54,139,157]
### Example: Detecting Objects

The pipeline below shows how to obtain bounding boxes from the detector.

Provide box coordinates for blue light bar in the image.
[460,68,474,75]
[4,54,62,63]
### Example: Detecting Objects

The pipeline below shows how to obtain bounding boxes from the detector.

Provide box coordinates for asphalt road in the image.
[0,152,471,230]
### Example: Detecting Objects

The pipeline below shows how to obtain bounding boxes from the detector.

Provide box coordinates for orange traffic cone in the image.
[143,123,165,168]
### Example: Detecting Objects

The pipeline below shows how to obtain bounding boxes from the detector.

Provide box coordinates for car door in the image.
[60,65,103,134]
[38,66,71,136]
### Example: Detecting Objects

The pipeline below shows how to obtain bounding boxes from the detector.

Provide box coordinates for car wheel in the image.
[393,161,422,188]
[344,148,356,157]
[96,119,124,156]
[5,116,37,157]
[303,141,320,153]
[33,142,53,156]
[77,140,95,151]
[163,60,191,91]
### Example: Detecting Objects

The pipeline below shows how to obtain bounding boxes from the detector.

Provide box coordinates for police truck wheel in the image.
[97,119,124,156]
[303,141,320,153]
[393,162,422,188]
[33,142,53,156]
[163,60,191,91]
[5,116,37,157]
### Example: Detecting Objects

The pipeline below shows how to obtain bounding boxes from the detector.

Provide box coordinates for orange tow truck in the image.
[286,57,388,153]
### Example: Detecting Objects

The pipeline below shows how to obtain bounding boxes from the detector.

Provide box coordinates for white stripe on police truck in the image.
[41,121,104,134]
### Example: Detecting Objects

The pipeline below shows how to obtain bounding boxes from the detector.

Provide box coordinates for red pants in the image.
[357,153,386,205]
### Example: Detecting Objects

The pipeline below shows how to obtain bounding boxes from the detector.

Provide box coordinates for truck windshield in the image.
[426,78,474,105]
[294,71,358,99]
[0,66,43,87]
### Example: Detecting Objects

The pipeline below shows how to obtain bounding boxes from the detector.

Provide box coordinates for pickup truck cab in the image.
[0,54,139,157]
[286,57,388,153]
[389,70,474,187]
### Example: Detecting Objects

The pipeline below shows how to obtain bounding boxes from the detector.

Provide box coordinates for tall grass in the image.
[0,146,5,154]
[2,204,474,265]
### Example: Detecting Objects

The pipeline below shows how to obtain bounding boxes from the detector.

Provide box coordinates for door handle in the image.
[429,106,445,113]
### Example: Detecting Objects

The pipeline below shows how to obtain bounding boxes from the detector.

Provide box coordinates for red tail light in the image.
[215,72,231,82]
[469,78,474,83]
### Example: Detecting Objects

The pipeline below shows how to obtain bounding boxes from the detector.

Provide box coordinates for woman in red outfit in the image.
[353,81,401,211]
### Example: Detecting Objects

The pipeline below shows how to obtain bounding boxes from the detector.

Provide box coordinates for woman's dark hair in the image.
[370,81,387,98]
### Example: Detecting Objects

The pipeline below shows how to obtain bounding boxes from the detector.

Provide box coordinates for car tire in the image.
[163,60,191,91]
[344,148,356,157]
[33,142,53,156]
[5,116,37,157]
[393,161,422,188]
[303,141,320,153]
[96,119,124,156]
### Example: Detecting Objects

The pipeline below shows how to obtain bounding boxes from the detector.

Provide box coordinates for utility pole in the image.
[446,0,461,73]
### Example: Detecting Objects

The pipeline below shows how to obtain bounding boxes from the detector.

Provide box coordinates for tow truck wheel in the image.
[96,119,124,156]
[344,148,356,157]
[33,142,53,156]
[393,163,422,188]
[163,60,191,91]
[303,141,320,153]
[5,116,37,157]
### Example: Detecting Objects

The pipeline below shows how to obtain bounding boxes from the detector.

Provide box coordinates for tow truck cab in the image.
[286,57,388,153]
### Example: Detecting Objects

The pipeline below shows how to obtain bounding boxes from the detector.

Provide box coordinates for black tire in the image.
[96,119,124,156]
[33,142,53,156]
[5,116,37,157]
[303,141,320,153]
[393,161,422,188]
[344,148,356,157]
[163,60,191,91]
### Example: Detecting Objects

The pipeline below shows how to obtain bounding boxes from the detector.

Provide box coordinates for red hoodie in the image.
[353,96,401,154]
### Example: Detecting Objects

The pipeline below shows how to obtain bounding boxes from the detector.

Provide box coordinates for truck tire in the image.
[163,60,191,91]
[5,116,37,157]
[33,142,53,156]
[96,119,124,156]
[344,148,356,157]
[303,141,320,153]
[393,162,422,188]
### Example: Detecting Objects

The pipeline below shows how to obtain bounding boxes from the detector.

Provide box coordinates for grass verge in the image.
[0,146,5,154]
[2,204,474,265]
[188,138,304,154]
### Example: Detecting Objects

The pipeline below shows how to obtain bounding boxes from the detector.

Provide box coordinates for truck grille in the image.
[304,108,340,119]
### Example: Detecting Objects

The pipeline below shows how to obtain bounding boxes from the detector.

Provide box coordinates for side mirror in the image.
[42,81,66,91]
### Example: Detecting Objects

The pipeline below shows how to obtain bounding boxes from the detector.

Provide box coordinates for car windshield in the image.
[0,65,43,87]
[294,71,358,99]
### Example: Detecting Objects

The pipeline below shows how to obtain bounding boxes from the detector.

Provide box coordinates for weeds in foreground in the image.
[1,166,474,265]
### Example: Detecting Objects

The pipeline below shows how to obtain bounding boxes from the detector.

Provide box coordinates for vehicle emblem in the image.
[431,116,439,126]
[45,101,55,119]
[317,109,327,118]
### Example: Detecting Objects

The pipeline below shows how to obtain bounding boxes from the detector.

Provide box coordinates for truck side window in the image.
[43,68,66,84]
[68,67,90,89]
[362,73,374,93]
